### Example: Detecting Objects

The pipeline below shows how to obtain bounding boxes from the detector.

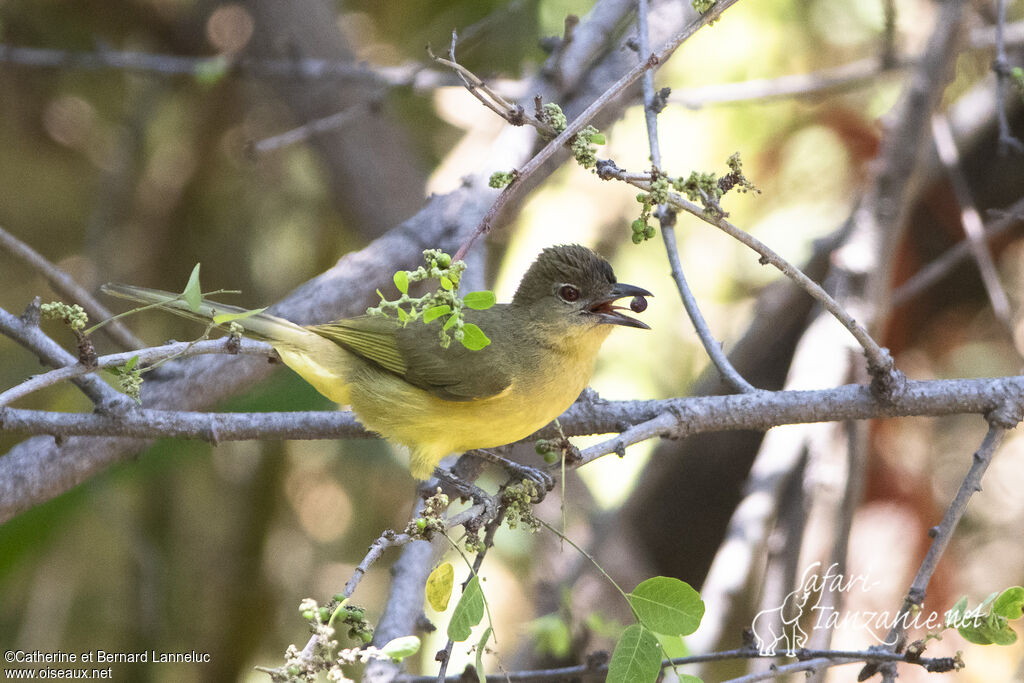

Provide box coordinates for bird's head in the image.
[512,244,651,330]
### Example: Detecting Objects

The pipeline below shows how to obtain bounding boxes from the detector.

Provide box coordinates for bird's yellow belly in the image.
[348,344,601,479]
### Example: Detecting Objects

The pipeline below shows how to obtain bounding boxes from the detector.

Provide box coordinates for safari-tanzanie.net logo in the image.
[749,561,992,656]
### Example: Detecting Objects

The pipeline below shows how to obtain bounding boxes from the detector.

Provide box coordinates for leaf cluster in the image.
[366,249,496,351]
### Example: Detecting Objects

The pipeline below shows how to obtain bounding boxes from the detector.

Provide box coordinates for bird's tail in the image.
[101,283,310,345]
[103,283,355,405]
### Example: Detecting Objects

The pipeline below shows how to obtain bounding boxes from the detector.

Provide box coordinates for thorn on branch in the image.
[21,297,41,326]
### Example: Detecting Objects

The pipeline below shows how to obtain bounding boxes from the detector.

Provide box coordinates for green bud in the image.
[632,233,644,244]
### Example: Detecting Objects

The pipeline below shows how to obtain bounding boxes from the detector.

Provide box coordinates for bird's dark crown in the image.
[512,244,617,305]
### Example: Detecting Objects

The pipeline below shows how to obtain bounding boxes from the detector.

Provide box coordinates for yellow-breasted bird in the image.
[103,245,651,479]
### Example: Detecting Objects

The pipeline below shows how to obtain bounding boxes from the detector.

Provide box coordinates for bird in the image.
[103,244,651,479]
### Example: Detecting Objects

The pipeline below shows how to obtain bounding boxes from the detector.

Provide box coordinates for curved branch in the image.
[0,337,274,407]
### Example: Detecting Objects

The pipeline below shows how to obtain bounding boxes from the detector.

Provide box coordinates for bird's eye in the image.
[558,285,581,302]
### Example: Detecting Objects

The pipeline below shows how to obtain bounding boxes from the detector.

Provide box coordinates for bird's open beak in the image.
[588,283,652,329]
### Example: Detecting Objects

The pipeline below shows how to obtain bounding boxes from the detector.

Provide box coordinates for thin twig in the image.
[451,0,743,262]
[251,96,383,154]
[930,114,1013,328]
[0,337,273,407]
[877,422,1014,660]
[609,169,894,379]
[892,197,1024,306]
[993,0,1024,155]
[0,227,145,350]
[672,55,911,108]
[670,21,1024,109]
[0,43,458,89]
[427,32,546,133]
[635,0,754,394]
[0,306,127,409]
[396,646,955,682]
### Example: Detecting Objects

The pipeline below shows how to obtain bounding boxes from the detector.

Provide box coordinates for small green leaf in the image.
[447,575,485,642]
[589,132,606,144]
[443,315,459,331]
[655,632,689,659]
[628,577,704,636]
[947,596,968,626]
[440,275,454,291]
[460,323,491,351]
[182,264,202,313]
[607,624,661,683]
[213,307,267,325]
[993,587,1024,620]
[989,625,1018,645]
[463,291,496,310]
[394,271,409,294]
[426,562,455,612]
[123,355,139,372]
[381,635,420,662]
[397,308,409,323]
[423,305,452,324]
[474,627,492,682]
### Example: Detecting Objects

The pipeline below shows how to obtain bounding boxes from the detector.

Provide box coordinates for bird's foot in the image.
[470,450,555,499]
[429,467,497,519]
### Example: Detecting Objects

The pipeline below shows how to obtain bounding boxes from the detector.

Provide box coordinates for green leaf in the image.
[394,270,409,295]
[397,308,409,323]
[993,587,1024,620]
[654,632,689,659]
[463,291,496,310]
[426,562,455,612]
[589,132,606,144]
[212,307,267,325]
[989,625,1018,646]
[123,355,139,372]
[947,596,969,626]
[443,315,459,331]
[447,575,485,642]
[607,624,661,683]
[182,264,202,313]
[380,636,420,662]
[628,577,704,636]
[474,627,492,682]
[440,275,454,291]
[460,323,491,351]
[423,305,452,324]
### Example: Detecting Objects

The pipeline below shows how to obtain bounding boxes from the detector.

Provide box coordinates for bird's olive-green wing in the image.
[311,312,511,401]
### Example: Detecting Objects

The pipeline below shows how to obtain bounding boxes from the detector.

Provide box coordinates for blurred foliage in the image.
[1,0,1023,680]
